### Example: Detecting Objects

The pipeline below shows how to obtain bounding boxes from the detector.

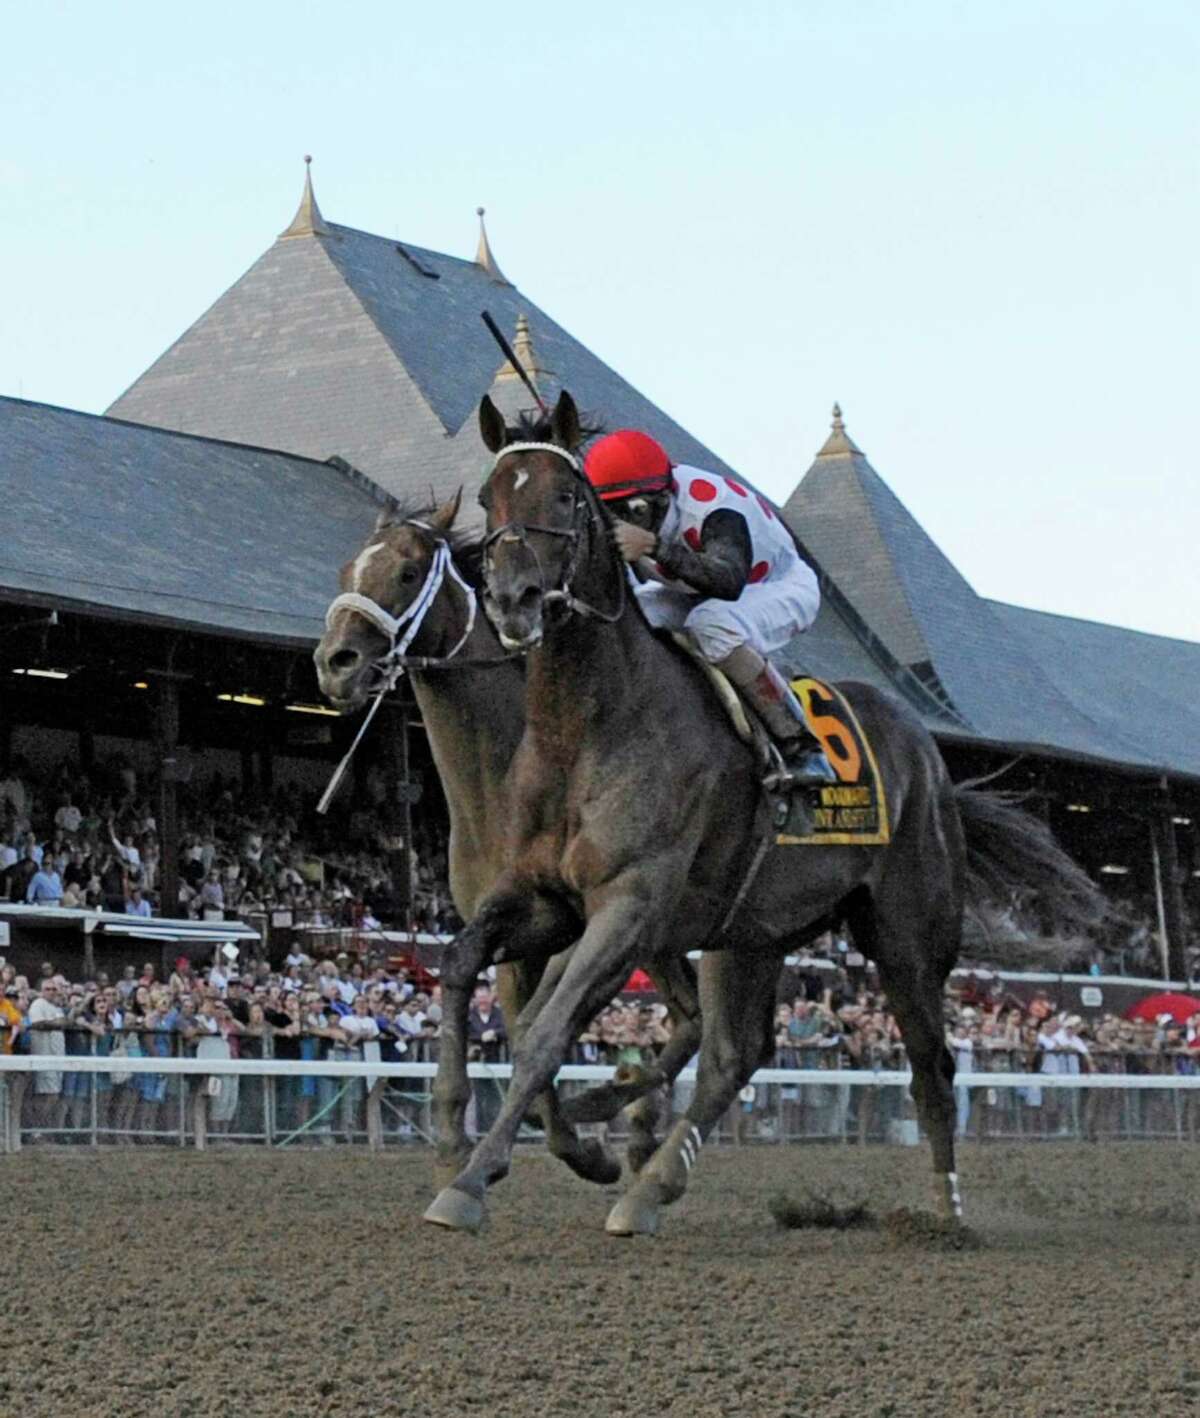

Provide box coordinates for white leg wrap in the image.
[680,1125,703,1173]
[946,1171,963,1218]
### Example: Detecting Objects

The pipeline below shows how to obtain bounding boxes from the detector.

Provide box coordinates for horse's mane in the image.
[504,407,607,445]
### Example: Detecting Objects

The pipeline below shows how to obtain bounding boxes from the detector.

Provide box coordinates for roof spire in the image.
[475,207,511,285]
[497,313,546,387]
[279,156,330,240]
[817,401,863,457]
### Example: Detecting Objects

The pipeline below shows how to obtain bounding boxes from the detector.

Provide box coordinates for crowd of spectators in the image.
[1,947,452,1139]
[0,754,457,934]
[6,933,1200,1145]
[768,959,1200,1074]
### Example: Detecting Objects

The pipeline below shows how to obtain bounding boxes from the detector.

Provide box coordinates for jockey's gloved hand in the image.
[613,521,658,564]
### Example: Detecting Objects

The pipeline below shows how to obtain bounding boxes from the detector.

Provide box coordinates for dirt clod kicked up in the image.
[768,1189,874,1231]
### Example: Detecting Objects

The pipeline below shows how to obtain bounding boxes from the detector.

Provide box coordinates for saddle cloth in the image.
[670,635,889,848]
[775,677,890,847]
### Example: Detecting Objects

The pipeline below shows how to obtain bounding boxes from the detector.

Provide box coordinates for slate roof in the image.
[988,602,1200,780]
[73,176,1200,783]
[0,395,383,645]
[107,190,737,505]
[783,417,1200,782]
[0,390,933,717]
[3,390,1197,783]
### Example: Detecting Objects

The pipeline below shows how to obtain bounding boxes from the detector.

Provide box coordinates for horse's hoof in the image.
[423,1187,486,1233]
[563,1137,622,1187]
[605,1182,663,1237]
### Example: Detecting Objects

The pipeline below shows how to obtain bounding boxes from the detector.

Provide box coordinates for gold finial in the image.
[475,206,511,285]
[497,312,546,386]
[279,155,330,240]
[513,314,536,369]
[817,401,862,458]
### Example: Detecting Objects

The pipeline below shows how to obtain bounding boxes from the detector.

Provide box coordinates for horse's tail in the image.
[954,783,1109,941]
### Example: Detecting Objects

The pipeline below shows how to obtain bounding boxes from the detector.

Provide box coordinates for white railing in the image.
[4,1056,1200,1155]
[6,1055,1200,1087]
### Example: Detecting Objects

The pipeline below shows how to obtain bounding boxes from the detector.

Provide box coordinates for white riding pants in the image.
[635,570,820,663]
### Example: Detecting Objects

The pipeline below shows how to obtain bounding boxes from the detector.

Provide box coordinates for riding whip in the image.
[481,310,549,415]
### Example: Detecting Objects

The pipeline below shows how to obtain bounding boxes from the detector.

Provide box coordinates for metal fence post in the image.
[263,1034,274,1146]
[367,1078,385,1151]
[178,1035,188,1149]
[89,1035,99,1149]
[192,1079,208,1151]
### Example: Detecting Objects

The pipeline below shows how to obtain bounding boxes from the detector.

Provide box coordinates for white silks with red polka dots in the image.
[636,468,821,663]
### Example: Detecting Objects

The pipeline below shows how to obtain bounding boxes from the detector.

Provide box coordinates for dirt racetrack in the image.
[6,1141,1198,1418]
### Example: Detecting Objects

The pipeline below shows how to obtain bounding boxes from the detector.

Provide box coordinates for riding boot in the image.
[715,645,837,787]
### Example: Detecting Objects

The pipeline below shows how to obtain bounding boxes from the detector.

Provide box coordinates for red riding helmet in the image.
[584,430,673,501]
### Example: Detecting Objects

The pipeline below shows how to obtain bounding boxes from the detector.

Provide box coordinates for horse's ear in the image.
[372,508,392,533]
[479,396,507,453]
[551,390,581,451]
[430,487,463,534]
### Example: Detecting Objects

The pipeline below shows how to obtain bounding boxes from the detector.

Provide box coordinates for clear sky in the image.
[4,1,1197,640]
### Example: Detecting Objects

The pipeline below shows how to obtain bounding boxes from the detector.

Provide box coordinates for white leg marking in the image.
[679,1126,703,1173]
[947,1171,963,1218]
[353,542,386,590]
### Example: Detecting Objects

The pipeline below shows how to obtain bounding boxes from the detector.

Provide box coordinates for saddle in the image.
[669,633,763,757]
[669,634,890,848]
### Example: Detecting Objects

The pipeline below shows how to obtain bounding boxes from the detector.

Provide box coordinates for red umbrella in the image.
[624,968,656,993]
[1123,991,1200,1025]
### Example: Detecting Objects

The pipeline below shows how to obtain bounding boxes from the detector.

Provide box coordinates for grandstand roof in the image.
[0,395,383,646]
[106,167,737,502]
[784,410,1200,781]
[989,602,1200,780]
[0,393,939,725]
[14,167,1197,785]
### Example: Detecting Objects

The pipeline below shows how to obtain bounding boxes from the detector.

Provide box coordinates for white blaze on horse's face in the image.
[352,542,386,590]
[482,452,577,653]
[315,524,433,710]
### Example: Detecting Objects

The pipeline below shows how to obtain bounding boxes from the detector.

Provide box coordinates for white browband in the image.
[491,441,582,472]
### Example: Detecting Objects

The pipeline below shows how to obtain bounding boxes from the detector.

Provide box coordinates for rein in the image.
[482,442,626,627]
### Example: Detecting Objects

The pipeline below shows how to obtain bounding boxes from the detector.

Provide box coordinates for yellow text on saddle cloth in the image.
[777,678,891,846]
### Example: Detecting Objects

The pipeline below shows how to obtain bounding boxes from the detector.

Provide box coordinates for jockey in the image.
[584,429,836,787]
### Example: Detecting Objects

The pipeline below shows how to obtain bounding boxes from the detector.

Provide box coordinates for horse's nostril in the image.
[329,648,361,673]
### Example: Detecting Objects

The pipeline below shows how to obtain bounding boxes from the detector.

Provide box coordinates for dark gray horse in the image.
[313,492,703,1187]
[417,391,1101,1236]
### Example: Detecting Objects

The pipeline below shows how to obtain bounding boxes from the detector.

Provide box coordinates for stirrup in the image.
[763,743,837,792]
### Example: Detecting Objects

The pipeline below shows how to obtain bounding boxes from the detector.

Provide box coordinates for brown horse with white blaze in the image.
[313,491,703,1188]
[419,390,1102,1237]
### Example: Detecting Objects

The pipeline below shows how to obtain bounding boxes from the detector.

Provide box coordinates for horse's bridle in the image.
[323,520,481,689]
[481,442,626,627]
[317,520,500,816]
